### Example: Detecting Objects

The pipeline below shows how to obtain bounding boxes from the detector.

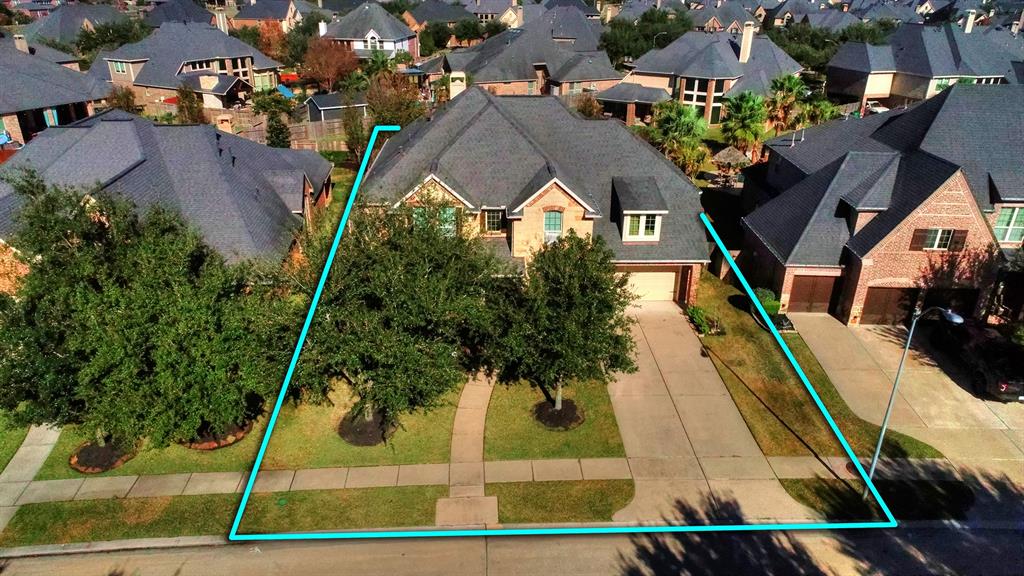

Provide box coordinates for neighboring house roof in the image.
[614,0,687,22]
[322,2,414,40]
[765,0,821,21]
[144,0,212,26]
[0,110,332,262]
[443,10,620,84]
[362,87,708,263]
[828,23,1023,81]
[743,84,1024,266]
[408,0,475,24]
[0,42,107,115]
[179,71,247,95]
[595,81,672,103]
[234,0,292,21]
[543,0,599,17]
[457,0,518,16]
[687,2,759,29]
[853,0,922,23]
[22,4,126,45]
[0,35,76,64]
[305,90,368,107]
[293,0,326,16]
[318,0,368,15]
[632,31,802,95]
[104,22,282,90]
[801,9,863,31]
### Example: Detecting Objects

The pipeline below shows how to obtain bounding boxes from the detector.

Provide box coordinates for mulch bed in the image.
[533,399,585,431]
[69,441,135,474]
[183,421,254,451]
[338,409,396,447]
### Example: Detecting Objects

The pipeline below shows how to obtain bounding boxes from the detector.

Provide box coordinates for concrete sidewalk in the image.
[0,425,61,531]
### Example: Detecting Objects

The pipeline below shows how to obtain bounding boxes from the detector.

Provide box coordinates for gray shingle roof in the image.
[829,23,1023,80]
[456,0,517,16]
[687,2,758,28]
[306,90,368,107]
[614,0,687,22]
[408,0,475,24]
[443,10,619,83]
[595,81,671,103]
[0,42,108,115]
[362,87,708,263]
[633,31,802,95]
[801,10,863,31]
[0,110,332,262]
[104,22,282,90]
[744,84,1024,266]
[234,0,292,20]
[23,4,126,45]
[0,36,76,64]
[322,2,414,40]
[144,0,213,26]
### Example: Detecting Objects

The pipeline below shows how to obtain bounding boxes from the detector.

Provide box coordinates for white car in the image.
[865,100,890,115]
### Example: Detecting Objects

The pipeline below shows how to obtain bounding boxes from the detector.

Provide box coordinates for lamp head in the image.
[940,309,965,325]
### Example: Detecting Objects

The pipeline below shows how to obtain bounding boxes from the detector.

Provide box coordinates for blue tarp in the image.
[277,84,295,99]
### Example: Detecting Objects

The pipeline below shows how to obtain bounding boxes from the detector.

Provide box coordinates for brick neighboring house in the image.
[0,109,333,274]
[361,87,710,303]
[403,0,476,50]
[433,7,621,97]
[827,18,1023,109]
[98,22,283,113]
[231,0,303,32]
[22,4,126,46]
[609,0,688,23]
[601,23,801,125]
[741,84,1024,325]
[320,2,419,60]
[0,36,106,146]
[689,0,761,32]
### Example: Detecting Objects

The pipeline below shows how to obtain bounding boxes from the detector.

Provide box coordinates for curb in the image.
[0,535,228,559]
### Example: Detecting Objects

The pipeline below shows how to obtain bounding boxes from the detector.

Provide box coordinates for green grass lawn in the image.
[35,421,267,480]
[260,385,460,470]
[484,383,625,461]
[0,486,444,547]
[781,478,974,521]
[487,480,634,524]
[0,414,29,472]
[697,273,940,459]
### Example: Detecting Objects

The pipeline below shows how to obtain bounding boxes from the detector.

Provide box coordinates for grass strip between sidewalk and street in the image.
[486,480,635,524]
[484,383,626,461]
[0,485,446,548]
[781,478,975,521]
[696,273,941,460]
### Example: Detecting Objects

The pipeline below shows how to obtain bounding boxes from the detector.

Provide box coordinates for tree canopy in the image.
[175,86,205,124]
[721,91,767,160]
[600,9,692,67]
[636,100,709,177]
[766,20,897,73]
[367,70,425,126]
[0,171,292,448]
[420,21,454,56]
[302,37,359,91]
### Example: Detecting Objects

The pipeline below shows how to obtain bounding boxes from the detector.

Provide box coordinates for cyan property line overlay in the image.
[228,126,898,541]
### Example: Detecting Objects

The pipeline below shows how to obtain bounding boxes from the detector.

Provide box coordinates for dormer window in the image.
[367,35,382,50]
[113,61,127,74]
[624,213,661,242]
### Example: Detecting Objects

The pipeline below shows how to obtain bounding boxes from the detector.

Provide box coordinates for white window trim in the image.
[623,214,662,242]
[113,61,127,74]
[543,211,562,244]
[995,206,1024,243]
[923,228,954,251]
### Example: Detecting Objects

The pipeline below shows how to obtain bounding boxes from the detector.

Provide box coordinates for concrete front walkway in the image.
[790,313,1024,521]
[0,425,61,530]
[611,302,818,524]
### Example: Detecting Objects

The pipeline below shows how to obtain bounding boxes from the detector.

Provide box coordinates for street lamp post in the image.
[653,31,668,48]
[862,306,964,499]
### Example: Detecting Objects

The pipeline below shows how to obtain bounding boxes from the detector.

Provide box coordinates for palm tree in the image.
[798,95,839,127]
[721,91,767,162]
[766,75,805,136]
[363,50,395,78]
[648,101,710,177]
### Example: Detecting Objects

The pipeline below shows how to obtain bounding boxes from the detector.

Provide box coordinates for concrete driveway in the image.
[789,314,1024,504]
[611,302,817,524]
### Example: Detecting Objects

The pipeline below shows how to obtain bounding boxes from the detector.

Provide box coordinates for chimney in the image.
[739,21,754,63]
[250,0,256,5]
[655,0,662,9]
[964,9,975,33]
[715,0,722,7]
[13,34,28,53]
[515,4,523,25]
[318,20,327,36]
[317,0,322,7]
[215,9,228,34]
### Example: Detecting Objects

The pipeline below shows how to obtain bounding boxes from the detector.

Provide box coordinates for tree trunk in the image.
[555,381,563,411]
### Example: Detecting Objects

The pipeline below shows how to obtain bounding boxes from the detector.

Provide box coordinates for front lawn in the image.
[484,383,625,461]
[260,385,460,470]
[697,273,940,459]
[34,421,266,480]
[487,480,634,524]
[0,486,445,547]
[0,415,29,472]
[781,478,974,521]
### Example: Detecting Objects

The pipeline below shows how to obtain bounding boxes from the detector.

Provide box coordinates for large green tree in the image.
[640,101,710,177]
[498,231,637,411]
[367,70,425,126]
[766,75,806,135]
[76,20,150,66]
[266,114,291,148]
[600,8,692,67]
[420,21,454,56]
[0,171,291,448]
[175,85,205,124]
[292,200,506,430]
[721,91,767,161]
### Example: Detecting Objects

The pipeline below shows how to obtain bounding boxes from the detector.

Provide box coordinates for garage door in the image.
[861,287,920,325]
[627,271,678,301]
[789,275,839,313]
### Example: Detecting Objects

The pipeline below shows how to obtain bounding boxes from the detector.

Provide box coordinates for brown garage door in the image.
[789,275,839,313]
[861,287,920,325]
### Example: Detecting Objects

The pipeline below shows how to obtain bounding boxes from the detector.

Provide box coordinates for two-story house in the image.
[603,23,801,125]
[320,2,419,60]
[361,87,709,303]
[403,0,476,51]
[741,84,1023,324]
[827,17,1023,108]
[231,0,304,32]
[99,22,283,114]
[22,4,126,45]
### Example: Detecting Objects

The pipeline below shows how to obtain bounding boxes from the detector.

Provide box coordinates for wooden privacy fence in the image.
[236,118,351,152]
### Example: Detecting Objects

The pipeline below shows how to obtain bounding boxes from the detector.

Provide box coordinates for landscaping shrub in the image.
[754,287,781,316]
[687,305,723,335]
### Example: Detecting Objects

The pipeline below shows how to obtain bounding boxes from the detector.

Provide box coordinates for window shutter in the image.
[949,229,968,252]
[909,229,929,251]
